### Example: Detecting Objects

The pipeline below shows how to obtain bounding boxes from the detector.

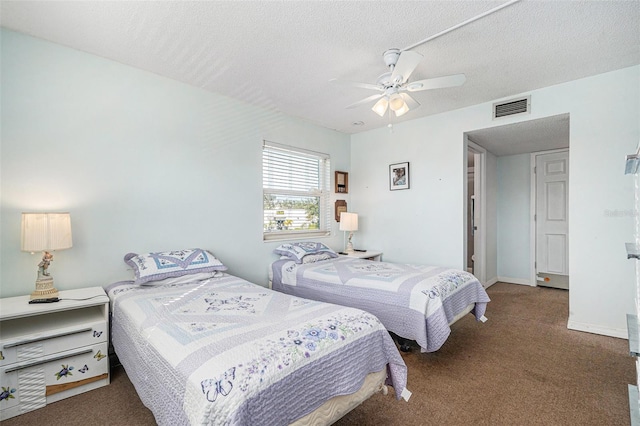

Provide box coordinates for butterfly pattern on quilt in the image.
[201,367,236,402]
[204,293,267,314]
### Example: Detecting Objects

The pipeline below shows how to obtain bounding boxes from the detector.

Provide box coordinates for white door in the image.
[536,150,569,275]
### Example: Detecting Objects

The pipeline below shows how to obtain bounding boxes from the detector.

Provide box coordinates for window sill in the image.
[263,230,331,242]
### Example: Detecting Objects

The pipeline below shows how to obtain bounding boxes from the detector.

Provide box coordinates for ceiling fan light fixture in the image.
[394,102,410,117]
[372,97,389,117]
[388,93,405,111]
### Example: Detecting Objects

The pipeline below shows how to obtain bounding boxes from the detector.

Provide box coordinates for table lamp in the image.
[339,212,358,253]
[21,212,73,300]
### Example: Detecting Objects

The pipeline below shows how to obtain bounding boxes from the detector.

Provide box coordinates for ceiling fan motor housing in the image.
[383,48,401,68]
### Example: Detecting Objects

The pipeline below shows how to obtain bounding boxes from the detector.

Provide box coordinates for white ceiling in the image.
[1,1,638,136]
[468,113,570,156]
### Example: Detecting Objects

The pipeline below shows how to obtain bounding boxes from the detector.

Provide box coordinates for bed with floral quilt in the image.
[106,251,408,426]
[269,243,491,353]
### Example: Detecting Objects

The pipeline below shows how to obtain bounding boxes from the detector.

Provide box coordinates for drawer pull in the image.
[3,327,93,349]
[4,348,93,373]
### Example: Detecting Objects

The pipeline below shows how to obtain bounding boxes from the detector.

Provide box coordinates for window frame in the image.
[262,140,331,242]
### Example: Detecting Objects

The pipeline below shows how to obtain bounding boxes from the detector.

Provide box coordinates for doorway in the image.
[464,114,570,288]
[532,149,570,290]
[465,140,486,284]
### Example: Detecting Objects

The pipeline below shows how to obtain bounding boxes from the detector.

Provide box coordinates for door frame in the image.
[465,138,487,285]
[530,148,570,287]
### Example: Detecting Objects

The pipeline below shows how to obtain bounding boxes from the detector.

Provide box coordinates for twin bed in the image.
[106,249,408,425]
[270,243,490,353]
[106,245,489,425]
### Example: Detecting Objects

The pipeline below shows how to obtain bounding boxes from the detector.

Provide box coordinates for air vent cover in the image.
[493,96,530,119]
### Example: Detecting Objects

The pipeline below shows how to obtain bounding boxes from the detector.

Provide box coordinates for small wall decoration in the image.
[335,200,347,221]
[335,171,348,193]
[389,162,410,191]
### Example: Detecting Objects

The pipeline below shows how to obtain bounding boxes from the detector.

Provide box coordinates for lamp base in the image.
[345,233,355,253]
[30,277,59,300]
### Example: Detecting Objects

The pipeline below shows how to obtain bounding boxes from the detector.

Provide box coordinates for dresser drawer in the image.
[0,306,107,367]
[0,341,109,420]
[0,319,107,367]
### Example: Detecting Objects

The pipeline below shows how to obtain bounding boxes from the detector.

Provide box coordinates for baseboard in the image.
[497,276,533,286]
[567,320,627,339]
[483,277,498,289]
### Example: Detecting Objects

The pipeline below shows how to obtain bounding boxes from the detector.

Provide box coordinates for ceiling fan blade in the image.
[391,50,424,84]
[400,93,420,109]
[405,74,466,92]
[329,78,382,91]
[346,93,384,109]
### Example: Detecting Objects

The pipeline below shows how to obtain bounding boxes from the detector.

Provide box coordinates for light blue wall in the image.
[350,65,639,338]
[0,29,351,297]
[2,28,639,339]
[497,154,531,281]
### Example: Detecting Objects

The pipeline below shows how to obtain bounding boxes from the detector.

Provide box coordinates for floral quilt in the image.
[271,257,491,353]
[105,274,407,425]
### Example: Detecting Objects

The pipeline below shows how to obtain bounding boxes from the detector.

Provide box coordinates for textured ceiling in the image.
[467,114,570,156]
[1,1,638,136]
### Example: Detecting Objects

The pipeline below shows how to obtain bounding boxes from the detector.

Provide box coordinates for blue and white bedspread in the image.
[105,274,407,426]
[271,257,490,353]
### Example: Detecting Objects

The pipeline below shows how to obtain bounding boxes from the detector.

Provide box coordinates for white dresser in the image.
[0,287,110,420]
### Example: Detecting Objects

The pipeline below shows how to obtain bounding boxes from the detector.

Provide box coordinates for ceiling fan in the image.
[330,48,466,118]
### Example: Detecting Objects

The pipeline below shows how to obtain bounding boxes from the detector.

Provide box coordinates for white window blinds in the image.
[263,141,331,241]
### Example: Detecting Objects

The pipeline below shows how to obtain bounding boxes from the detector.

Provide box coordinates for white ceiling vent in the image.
[493,96,530,119]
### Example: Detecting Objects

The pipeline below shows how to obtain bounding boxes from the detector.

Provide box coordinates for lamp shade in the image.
[339,212,358,232]
[21,213,73,252]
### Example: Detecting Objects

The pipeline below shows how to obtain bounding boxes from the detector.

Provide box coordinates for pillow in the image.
[301,252,336,264]
[124,248,227,285]
[274,242,338,264]
[139,271,224,286]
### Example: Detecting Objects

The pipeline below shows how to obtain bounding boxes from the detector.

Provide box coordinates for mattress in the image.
[105,274,407,425]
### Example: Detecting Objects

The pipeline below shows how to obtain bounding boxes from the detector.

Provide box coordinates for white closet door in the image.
[536,150,569,275]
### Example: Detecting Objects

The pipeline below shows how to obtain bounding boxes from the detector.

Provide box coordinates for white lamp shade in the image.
[21,212,73,252]
[339,212,358,232]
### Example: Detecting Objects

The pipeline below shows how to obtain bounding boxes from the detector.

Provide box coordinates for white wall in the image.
[2,29,638,338]
[0,29,351,297]
[485,151,498,284]
[497,154,531,283]
[351,65,639,338]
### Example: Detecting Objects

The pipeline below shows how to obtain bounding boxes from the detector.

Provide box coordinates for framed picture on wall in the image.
[389,162,410,191]
[335,171,348,193]
[335,200,347,221]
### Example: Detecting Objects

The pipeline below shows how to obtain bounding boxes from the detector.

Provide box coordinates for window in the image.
[263,141,331,241]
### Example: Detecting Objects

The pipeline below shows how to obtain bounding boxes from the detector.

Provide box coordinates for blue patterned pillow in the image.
[274,242,338,264]
[124,249,227,285]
